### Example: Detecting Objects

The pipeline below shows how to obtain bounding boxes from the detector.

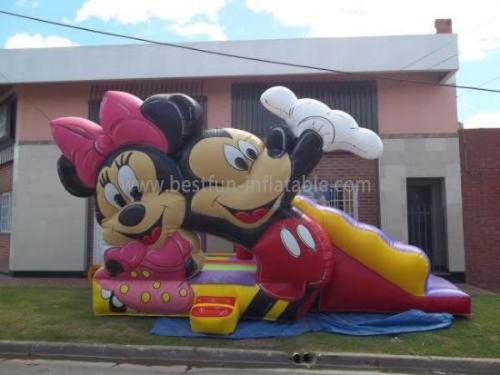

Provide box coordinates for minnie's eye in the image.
[223,144,248,171]
[238,140,258,161]
[118,165,141,202]
[104,183,126,209]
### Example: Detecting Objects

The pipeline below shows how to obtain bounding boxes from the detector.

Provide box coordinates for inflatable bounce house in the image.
[50,86,471,335]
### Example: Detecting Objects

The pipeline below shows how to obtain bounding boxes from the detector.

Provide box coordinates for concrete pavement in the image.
[1,341,500,374]
[0,358,406,375]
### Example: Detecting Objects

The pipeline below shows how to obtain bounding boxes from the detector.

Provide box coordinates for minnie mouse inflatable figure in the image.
[51,91,205,314]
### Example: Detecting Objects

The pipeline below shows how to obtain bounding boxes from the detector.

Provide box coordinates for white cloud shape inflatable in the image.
[260,86,383,159]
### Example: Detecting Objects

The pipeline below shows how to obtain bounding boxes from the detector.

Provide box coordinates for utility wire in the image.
[400,16,492,72]
[1,9,500,94]
[0,69,51,121]
[399,42,453,71]
[476,75,500,89]
[457,73,500,112]
[428,53,459,70]
[382,41,457,93]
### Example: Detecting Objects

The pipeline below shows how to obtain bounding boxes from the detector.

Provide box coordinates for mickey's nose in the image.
[118,204,145,227]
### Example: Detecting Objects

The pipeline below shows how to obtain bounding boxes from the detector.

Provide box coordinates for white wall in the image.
[0,34,457,84]
[10,144,87,271]
[379,136,465,272]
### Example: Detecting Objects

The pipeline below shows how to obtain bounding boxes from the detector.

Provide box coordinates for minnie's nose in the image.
[118,204,145,227]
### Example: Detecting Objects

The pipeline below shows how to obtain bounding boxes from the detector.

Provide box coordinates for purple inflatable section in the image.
[296,195,433,292]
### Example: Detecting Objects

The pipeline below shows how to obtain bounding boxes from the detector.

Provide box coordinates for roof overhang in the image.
[0,33,458,84]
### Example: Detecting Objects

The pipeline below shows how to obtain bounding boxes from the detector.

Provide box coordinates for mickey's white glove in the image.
[260,86,383,159]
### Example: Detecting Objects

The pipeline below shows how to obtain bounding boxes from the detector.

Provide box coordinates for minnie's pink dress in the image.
[94,233,196,314]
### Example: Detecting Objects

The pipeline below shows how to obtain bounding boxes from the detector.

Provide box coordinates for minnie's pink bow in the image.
[50,91,169,189]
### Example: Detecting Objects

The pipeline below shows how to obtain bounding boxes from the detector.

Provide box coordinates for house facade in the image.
[0,20,466,280]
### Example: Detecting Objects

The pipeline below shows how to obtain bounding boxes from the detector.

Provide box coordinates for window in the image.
[232,81,378,137]
[0,95,16,149]
[301,182,359,219]
[0,192,12,234]
[328,185,359,220]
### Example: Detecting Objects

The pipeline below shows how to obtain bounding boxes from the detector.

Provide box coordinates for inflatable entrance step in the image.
[189,296,240,335]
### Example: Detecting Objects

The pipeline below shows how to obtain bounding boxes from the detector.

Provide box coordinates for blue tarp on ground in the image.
[150,310,453,339]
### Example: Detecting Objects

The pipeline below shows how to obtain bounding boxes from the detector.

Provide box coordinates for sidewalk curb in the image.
[1,340,499,374]
[315,352,500,374]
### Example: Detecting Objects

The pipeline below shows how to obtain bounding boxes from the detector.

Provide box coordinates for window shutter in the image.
[232,81,378,137]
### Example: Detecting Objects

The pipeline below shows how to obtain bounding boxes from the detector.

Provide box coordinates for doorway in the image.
[406,178,448,273]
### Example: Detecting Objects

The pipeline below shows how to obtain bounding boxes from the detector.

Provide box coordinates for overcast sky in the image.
[1,0,500,128]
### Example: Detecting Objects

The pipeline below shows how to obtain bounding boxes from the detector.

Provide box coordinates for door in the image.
[407,178,448,273]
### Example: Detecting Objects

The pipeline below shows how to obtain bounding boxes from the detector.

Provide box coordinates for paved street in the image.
[0,358,409,375]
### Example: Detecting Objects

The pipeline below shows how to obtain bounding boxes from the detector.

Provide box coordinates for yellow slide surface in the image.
[293,196,430,296]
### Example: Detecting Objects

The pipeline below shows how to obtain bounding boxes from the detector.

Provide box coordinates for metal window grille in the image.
[329,185,359,220]
[232,81,378,137]
[0,192,12,233]
[0,94,16,152]
[301,182,359,220]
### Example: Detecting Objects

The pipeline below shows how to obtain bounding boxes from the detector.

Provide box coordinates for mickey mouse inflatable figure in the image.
[138,86,383,317]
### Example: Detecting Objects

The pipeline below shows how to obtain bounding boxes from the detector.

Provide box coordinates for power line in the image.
[382,41,457,93]
[428,52,459,70]
[0,69,51,121]
[414,15,496,72]
[401,15,495,72]
[399,42,454,71]
[1,9,500,94]
[478,75,500,88]
[457,74,500,105]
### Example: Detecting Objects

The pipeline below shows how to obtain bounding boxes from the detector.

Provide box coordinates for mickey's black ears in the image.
[266,124,296,158]
[57,156,94,197]
[140,94,203,155]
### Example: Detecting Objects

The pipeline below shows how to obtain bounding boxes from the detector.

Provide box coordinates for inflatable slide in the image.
[293,196,471,316]
[50,87,470,336]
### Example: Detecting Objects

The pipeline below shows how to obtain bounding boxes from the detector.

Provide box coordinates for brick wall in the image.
[311,152,379,226]
[459,129,500,292]
[0,161,12,272]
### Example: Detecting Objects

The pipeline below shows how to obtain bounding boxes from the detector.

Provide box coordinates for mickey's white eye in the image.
[238,140,258,161]
[104,183,126,209]
[223,144,248,171]
[117,165,141,202]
